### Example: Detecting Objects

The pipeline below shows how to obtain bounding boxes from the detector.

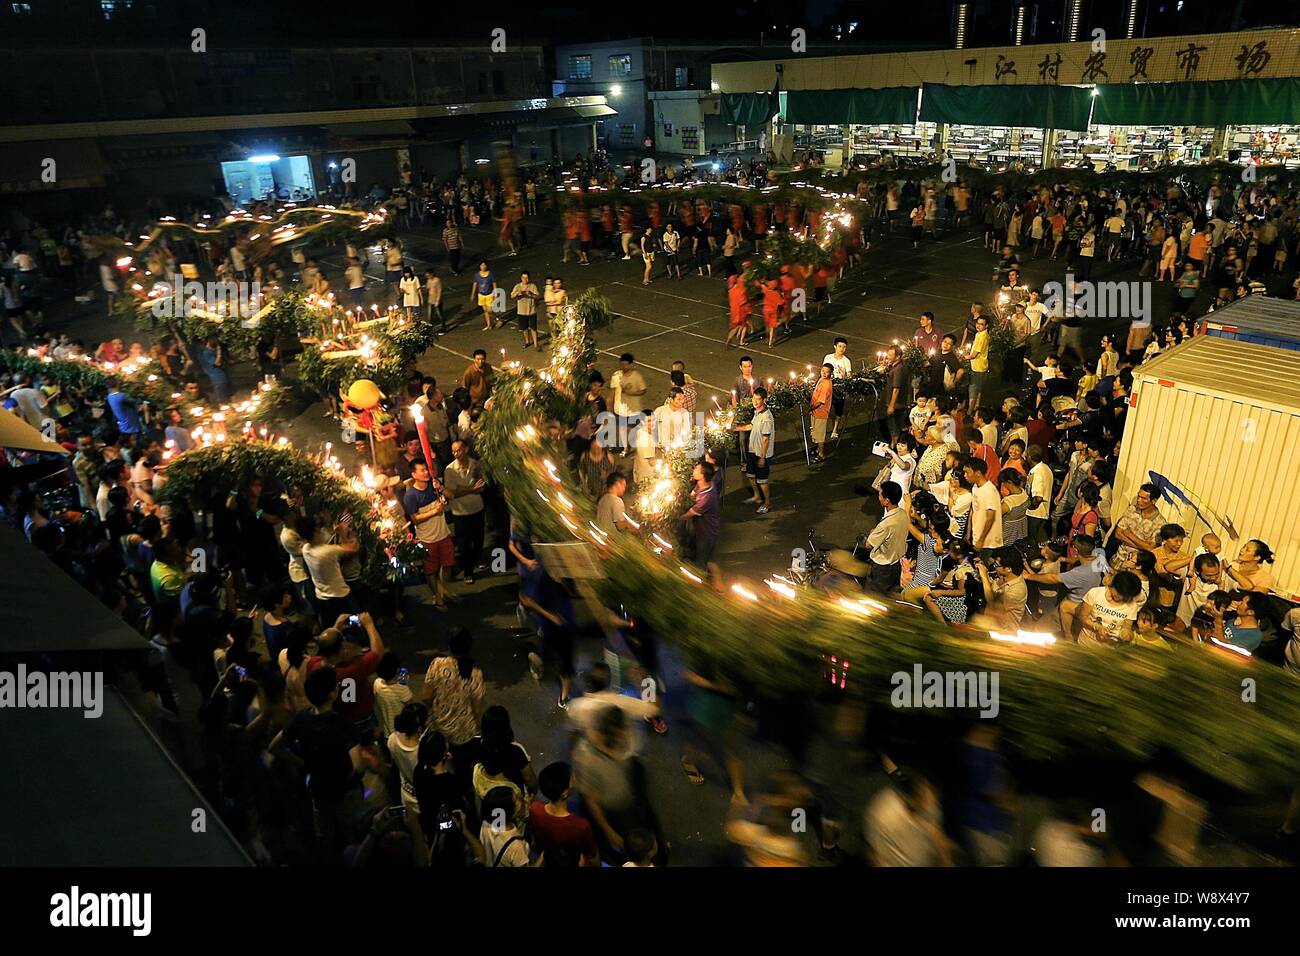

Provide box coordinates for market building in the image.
[553,37,927,160]
[0,43,615,217]
[711,27,1300,170]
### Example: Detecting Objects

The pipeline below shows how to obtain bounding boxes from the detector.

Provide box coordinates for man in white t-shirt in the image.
[964,457,1003,552]
[1023,290,1047,334]
[596,472,632,534]
[864,773,952,867]
[9,377,49,429]
[300,516,358,619]
[822,337,852,439]
[654,388,691,452]
[735,387,775,514]
[1073,572,1143,645]
[1025,445,1054,543]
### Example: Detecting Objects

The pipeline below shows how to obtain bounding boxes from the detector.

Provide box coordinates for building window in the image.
[101,0,133,18]
[617,124,636,146]
[674,66,690,88]
[609,54,632,76]
[492,70,505,95]
[569,55,592,79]
[681,127,700,151]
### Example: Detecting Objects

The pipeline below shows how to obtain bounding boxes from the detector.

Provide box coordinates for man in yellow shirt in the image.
[967,314,990,413]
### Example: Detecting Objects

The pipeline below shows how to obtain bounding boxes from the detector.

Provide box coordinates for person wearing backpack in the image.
[480,786,538,867]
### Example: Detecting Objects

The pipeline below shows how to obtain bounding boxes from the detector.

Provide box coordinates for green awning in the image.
[920,83,1092,130]
[785,88,919,126]
[1092,78,1300,127]
[722,91,784,127]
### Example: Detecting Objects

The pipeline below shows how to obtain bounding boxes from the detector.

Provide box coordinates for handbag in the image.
[491,835,525,867]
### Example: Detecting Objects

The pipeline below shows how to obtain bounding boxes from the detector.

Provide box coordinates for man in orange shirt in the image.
[778,265,797,336]
[577,210,593,266]
[762,277,783,348]
[563,210,579,264]
[809,363,834,463]
[1187,224,1210,276]
[726,274,752,349]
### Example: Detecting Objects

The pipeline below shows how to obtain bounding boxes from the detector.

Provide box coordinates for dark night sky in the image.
[1,0,1297,47]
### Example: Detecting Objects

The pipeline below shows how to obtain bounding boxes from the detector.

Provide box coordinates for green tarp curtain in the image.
[784,87,920,125]
[920,83,1092,130]
[1092,78,1300,127]
[722,91,783,127]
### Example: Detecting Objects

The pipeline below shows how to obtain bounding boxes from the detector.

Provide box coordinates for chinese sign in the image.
[713,28,1300,93]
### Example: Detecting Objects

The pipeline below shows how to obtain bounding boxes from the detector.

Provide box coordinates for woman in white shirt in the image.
[399,267,422,317]
[387,702,428,812]
[478,786,534,866]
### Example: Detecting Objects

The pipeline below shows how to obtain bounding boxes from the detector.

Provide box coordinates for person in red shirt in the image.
[681,203,696,231]
[729,204,745,239]
[762,276,784,347]
[727,273,752,348]
[794,262,813,321]
[831,244,847,278]
[305,611,386,732]
[809,362,834,462]
[529,761,601,866]
[778,265,797,335]
[577,210,592,265]
[600,204,615,257]
[619,205,635,259]
[752,203,767,251]
[1026,408,1056,455]
[813,265,832,316]
[649,200,662,230]
[562,210,579,264]
[773,200,787,232]
[964,435,1000,482]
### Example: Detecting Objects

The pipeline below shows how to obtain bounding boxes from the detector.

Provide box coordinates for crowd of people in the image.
[6,150,1300,867]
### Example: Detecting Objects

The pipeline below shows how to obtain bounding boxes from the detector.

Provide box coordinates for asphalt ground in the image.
[42,208,1287,866]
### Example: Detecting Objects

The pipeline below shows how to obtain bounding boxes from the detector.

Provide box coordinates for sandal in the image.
[681,757,705,785]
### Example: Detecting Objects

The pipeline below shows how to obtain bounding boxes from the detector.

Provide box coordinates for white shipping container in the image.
[1116,335,1300,602]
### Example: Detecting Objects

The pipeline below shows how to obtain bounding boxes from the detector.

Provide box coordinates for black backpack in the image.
[963,563,988,617]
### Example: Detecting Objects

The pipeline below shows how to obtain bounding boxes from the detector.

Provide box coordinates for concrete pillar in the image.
[936,122,949,157]
[1041,128,1059,169]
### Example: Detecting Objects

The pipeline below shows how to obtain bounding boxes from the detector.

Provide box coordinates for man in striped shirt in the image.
[442,219,463,275]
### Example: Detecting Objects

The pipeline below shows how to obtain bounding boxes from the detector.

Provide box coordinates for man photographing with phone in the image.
[305,610,385,739]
